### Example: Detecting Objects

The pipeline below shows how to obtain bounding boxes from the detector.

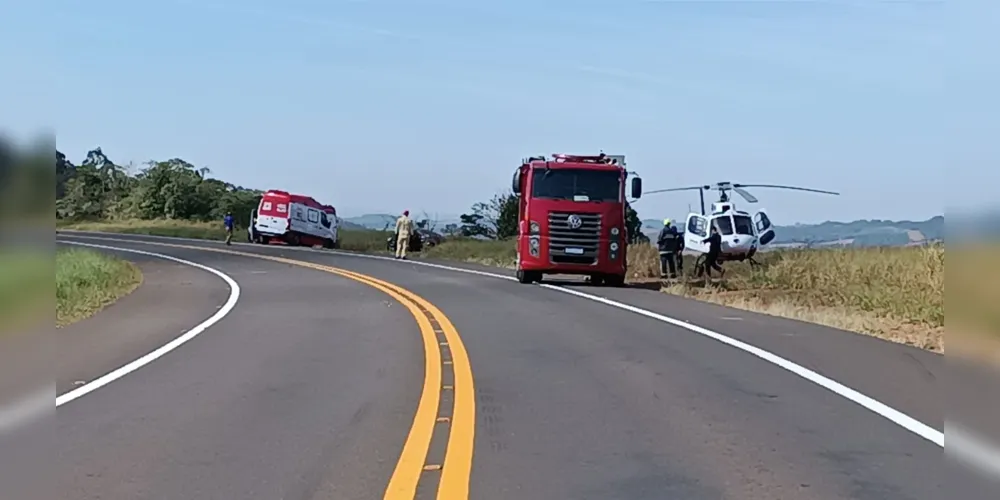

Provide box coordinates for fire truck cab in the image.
[511,153,642,285]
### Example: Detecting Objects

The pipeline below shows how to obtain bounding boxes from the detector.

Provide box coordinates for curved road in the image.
[53,232,964,499]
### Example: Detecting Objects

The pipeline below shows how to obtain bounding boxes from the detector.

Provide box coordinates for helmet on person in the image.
[403,210,410,216]
[663,218,672,226]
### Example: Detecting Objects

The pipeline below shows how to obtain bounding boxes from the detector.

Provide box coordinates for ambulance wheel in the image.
[261,236,271,245]
[287,234,301,247]
[322,238,335,249]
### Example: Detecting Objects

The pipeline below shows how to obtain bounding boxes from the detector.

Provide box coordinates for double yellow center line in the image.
[59,236,475,499]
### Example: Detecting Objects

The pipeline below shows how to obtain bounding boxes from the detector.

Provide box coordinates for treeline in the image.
[57,146,649,244]
[453,191,648,243]
[57,148,262,227]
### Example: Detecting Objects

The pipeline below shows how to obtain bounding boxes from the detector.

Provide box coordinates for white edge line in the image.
[538,283,945,447]
[57,232,946,448]
[55,241,241,407]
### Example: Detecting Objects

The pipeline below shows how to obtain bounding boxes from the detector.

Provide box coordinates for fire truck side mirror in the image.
[631,177,642,199]
[511,169,522,195]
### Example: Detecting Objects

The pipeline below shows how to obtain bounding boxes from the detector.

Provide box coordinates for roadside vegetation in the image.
[56,248,142,326]
[658,245,944,352]
[0,251,53,333]
[56,144,948,352]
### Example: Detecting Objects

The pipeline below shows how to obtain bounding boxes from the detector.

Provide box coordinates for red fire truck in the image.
[511,153,642,285]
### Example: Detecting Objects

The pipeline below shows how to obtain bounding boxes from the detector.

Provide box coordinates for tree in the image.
[459,191,518,239]
[56,150,75,199]
[55,147,262,226]
[458,212,491,238]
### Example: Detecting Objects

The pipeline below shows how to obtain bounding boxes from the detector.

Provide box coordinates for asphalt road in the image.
[52,232,975,500]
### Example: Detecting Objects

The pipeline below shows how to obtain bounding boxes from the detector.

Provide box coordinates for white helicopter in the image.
[644,182,839,268]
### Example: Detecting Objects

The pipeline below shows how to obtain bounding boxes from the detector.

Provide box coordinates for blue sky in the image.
[6,0,996,223]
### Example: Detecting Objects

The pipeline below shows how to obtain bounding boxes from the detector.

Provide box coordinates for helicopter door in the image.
[684,214,711,253]
[754,210,775,246]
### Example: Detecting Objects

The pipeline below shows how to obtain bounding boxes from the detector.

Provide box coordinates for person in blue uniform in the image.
[223,211,234,246]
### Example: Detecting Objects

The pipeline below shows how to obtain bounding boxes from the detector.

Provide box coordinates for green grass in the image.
[0,251,53,331]
[60,218,232,240]
[422,238,517,268]
[56,248,142,326]
[60,218,394,252]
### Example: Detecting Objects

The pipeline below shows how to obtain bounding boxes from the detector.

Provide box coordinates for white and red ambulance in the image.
[250,190,340,248]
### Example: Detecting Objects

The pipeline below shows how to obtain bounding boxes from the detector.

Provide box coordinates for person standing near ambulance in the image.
[394,210,414,259]
[223,211,234,246]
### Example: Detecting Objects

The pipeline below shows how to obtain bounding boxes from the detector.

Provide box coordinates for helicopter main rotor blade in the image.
[643,186,707,195]
[732,187,758,203]
[733,184,840,196]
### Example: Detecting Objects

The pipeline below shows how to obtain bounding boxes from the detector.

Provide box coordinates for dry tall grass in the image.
[653,245,945,352]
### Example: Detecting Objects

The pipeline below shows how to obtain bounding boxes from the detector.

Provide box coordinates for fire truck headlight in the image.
[529,236,540,256]
[529,221,540,234]
[610,241,619,251]
[610,227,620,237]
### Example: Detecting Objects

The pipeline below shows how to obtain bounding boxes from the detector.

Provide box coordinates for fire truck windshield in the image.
[531,168,621,202]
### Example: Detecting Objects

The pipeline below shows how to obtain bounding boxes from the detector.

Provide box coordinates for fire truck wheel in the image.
[605,274,626,287]
[589,274,605,286]
[516,270,541,284]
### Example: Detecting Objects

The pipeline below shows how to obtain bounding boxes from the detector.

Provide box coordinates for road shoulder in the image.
[56,249,232,396]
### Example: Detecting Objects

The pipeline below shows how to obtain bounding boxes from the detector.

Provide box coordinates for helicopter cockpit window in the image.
[733,215,754,235]
[714,216,734,235]
[688,216,707,237]
[755,212,772,233]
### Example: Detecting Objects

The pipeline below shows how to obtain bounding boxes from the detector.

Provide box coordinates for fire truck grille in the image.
[547,211,602,265]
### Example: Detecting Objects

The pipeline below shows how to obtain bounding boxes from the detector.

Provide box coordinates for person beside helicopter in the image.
[656,218,681,279]
[697,222,725,279]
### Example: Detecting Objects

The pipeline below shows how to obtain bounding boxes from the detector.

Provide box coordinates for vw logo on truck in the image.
[567,214,583,229]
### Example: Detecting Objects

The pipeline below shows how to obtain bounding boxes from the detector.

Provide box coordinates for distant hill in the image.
[640,215,945,248]
[339,219,367,230]
[343,213,464,232]
[343,213,396,230]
